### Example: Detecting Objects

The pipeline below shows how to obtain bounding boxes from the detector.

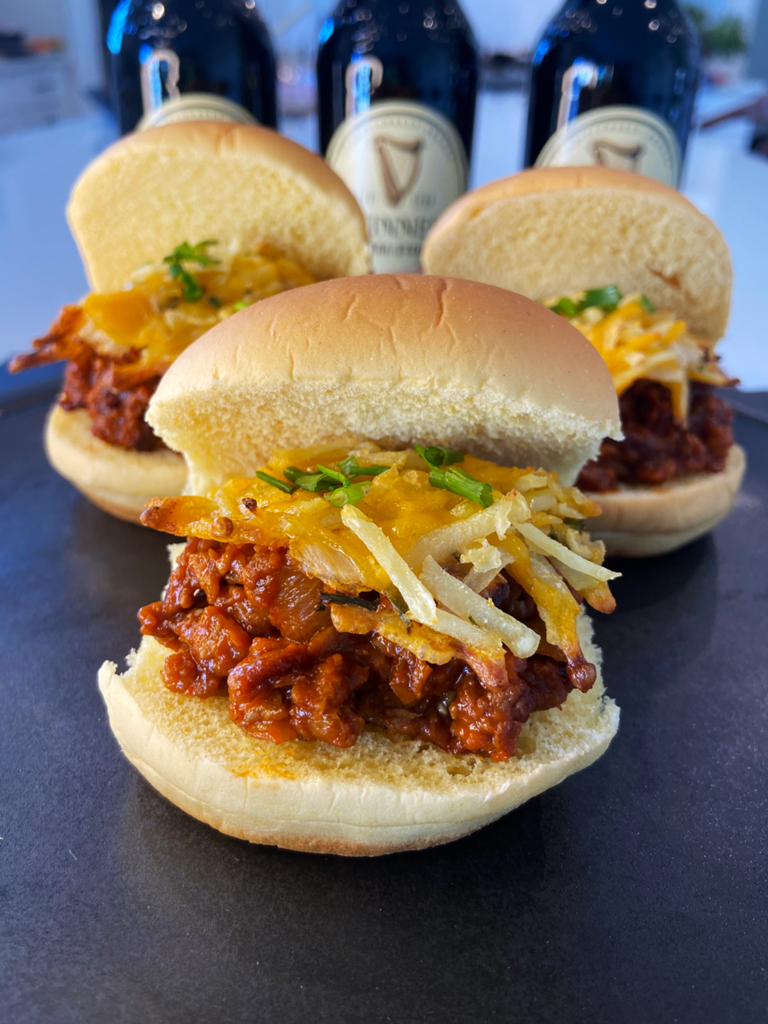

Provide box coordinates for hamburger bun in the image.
[44,406,186,523]
[586,443,746,557]
[99,608,617,856]
[50,121,371,523]
[147,274,621,495]
[68,121,371,291]
[421,166,730,342]
[421,167,740,556]
[99,274,621,855]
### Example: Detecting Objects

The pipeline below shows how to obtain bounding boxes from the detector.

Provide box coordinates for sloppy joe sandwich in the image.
[99,275,622,855]
[421,167,745,556]
[10,121,371,522]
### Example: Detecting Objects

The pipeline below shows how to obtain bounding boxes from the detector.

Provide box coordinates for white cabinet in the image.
[0,54,79,134]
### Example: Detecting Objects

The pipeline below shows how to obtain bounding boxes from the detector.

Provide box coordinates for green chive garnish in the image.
[416,444,464,468]
[337,456,390,478]
[316,464,350,486]
[582,284,622,312]
[325,483,366,507]
[255,471,295,494]
[563,517,586,532]
[551,297,579,318]
[428,466,493,507]
[639,294,656,313]
[163,240,218,303]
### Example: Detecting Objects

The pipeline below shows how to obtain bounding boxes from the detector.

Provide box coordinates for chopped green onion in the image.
[416,444,464,468]
[428,466,493,507]
[232,298,251,312]
[283,466,305,483]
[292,472,329,492]
[316,464,350,486]
[582,284,622,312]
[563,517,586,532]
[325,483,366,507]
[639,294,656,313]
[169,265,203,302]
[319,592,378,611]
[337,456,390,478]
[551,297,579,318]
[255,471,295,494]
[163,240,219,303]
[208,296,221,308]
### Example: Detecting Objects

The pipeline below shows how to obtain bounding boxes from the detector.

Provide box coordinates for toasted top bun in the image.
[146,274,621,495]
[421,167,731,342]
[67,122,371,293]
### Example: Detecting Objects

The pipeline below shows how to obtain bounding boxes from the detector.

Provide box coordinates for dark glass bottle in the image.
[107,0,277,135]
[524,0,700,187]
[317,1,479,272]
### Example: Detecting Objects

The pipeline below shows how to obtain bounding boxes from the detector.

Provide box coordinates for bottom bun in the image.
[586,444,746,558]
[45,405,187,523]
[98,616,618,856]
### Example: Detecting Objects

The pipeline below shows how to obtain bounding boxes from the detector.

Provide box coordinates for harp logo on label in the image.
[534,105,681,187]
[327,100,468,272]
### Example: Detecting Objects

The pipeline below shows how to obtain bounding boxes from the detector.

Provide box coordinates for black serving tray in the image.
[2,379,767,1024]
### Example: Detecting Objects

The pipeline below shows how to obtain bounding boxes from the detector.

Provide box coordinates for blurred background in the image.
[1,0,767,383]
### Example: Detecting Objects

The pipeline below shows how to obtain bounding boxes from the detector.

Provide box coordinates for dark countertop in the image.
[2,381,767,1024]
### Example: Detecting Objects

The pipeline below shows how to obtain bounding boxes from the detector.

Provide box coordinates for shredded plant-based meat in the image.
[138,538,585,762]
[577,380,734,492]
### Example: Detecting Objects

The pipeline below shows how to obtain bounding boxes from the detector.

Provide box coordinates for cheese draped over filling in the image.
[547,290,732,420]
[79,244,315,371]
[142,441,620,679]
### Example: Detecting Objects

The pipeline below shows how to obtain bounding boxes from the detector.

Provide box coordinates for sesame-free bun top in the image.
[421,167,732,342]
[67,121,371,293]
[147,274,621,495]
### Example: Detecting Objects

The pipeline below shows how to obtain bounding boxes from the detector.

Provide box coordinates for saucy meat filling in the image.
[10,307,164,451]
[139,538,591,762]
[577,379,734,493]
[10,245,317,452]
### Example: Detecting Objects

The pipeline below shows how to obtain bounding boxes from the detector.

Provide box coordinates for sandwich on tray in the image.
[421,167,745,556]
[99,274,622,856]
[10,122,370,522]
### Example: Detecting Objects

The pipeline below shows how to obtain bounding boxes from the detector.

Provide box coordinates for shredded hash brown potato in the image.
[142,441,618,689]
[547,291,734,420]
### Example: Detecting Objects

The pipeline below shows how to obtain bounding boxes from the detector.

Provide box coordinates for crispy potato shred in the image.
[142,442,620,688]
[10,245,315,380]
[548,291,735,420]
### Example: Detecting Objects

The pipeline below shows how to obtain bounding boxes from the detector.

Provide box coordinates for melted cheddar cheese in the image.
[81,245,315,370]
[548,291,732,420]
[142,442,618,677]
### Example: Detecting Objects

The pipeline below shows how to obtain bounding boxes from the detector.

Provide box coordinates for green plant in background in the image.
[683,5,748,57]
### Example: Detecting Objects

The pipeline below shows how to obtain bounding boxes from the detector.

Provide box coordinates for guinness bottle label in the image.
[136,49,257,130]
[534,105,681,187]
[326,100,469,273]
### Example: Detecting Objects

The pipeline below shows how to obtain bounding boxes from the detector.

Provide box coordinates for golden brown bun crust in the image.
[147,274,621,494]
[587,444,745,557]
[98,611,618,856]
[67,121,371,292]
[45,405,187,524]
[422,167,731,341]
